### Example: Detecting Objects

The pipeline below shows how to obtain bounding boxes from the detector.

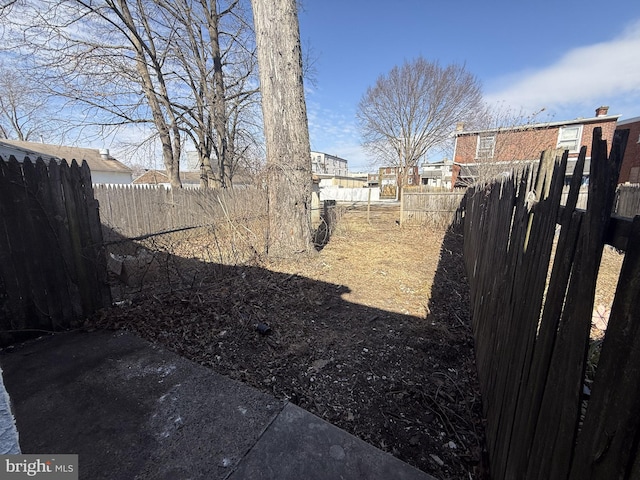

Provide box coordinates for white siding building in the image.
[420,159,452,189]
[311,151,348,176]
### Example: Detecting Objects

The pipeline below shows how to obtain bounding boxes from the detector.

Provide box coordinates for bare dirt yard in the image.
[91,201,626,479]
[92,204,487,479]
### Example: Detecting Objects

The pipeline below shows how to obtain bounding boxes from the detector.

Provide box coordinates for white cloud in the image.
[485,20,640,115]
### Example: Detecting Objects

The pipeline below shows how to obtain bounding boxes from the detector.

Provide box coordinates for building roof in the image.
[133,169,202,185]
[311,151,349,161]
[455,114,621,137]
[421,159,452,167]
[132,170,171,185]
[133,168,257,187]
[616,116,640,126]
[0,139,132,174]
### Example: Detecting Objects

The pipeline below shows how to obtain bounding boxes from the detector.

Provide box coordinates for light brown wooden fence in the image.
[615,183,640,218]
[0,157,111,345]
[94,184,266,241]
[400,192,465,226]
[462,128,639,479]
[560,185,588,210]
[560,184,640,216]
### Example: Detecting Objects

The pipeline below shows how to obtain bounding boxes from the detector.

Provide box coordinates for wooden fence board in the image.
[531,128,627,480]
[34,159,74,324]
[69,160,102,313]
[93,185,264,240]
[22,159,58,330]
[0,159,28,332]
[81,162,112,305]
[568,215,640,479]
[495,150,567,479]
[478,179,519,456]
[3,158,32,331]
[48,159,83,317]
[490,156,543,476]
[509,205,582,477]
[505,147,586,478]
[59,160,92,314]
[400,192,465,225]
[463,176,525,465]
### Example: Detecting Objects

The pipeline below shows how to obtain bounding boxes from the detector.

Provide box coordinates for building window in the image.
[476,134,496,159]
[557,125,583,153]
[630,166,640,184]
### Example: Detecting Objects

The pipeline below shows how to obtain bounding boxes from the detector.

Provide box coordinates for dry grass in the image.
[269,205,441,318]
[591,246,624,335]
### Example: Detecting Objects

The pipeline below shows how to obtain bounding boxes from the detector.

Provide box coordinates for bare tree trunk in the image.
[206,0,228,188]
[115,0,182,188]
[251,0,313,258]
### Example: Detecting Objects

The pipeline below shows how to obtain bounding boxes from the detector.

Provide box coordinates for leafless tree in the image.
[1,0,263,189]
[251,0,313,257]
[160,0,260,188]
[0,63,56,141]
[0,0,18,17]
[2,0,184,186]
[357,57,484,178]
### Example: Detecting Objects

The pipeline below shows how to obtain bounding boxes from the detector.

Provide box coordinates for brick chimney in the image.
[595,106,609,117]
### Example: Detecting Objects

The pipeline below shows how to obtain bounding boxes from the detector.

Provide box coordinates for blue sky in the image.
[298,0,640,172]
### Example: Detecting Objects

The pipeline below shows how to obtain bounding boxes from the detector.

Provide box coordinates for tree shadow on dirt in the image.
[20,220,486,479]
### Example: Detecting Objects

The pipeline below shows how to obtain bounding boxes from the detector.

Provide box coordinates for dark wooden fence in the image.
[461,128,639,479]
[0,157,111,345]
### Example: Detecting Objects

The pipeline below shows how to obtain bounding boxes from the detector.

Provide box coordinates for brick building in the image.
[452,106,620,187]
[615,116,640,184]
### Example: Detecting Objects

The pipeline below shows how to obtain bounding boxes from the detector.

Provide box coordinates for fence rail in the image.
[462,128,639,479]
[0,157,110,344]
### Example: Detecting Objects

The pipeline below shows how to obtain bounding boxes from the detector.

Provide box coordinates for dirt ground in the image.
[93,204,486,479]
[90,197,630,480]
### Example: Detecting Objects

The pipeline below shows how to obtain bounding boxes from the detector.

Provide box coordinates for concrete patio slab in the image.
[0,330,435,480]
